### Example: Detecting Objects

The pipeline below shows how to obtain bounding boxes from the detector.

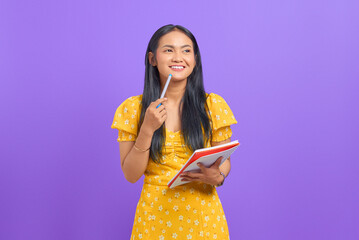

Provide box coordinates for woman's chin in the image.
[170,77,188,83]
[160,73,189,83]
[170,72,191,81]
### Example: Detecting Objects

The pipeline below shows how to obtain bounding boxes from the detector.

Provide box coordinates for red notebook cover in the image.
[168,140,240,188]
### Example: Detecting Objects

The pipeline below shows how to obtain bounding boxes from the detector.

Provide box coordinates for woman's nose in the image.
[172,51,183,62]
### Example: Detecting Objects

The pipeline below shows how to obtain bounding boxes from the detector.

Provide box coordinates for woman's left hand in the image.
[180,157,224,186]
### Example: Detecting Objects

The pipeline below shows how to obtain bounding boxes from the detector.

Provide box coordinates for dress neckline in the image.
[165,127,181,134]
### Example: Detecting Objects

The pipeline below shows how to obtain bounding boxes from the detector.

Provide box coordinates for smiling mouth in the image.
[170,66,185,69]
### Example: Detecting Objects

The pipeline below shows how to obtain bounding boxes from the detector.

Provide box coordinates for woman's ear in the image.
[148,52,157,66]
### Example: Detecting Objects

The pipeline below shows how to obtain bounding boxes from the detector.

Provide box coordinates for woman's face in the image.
[149,30,196,83]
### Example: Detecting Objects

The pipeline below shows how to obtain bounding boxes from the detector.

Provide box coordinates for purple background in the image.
[1,0,358,239]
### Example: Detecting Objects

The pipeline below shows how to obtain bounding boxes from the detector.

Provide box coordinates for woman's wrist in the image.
[216,172,226,187]
[133,144,150,152]
[139,125,154,139]
[133,125,153,153]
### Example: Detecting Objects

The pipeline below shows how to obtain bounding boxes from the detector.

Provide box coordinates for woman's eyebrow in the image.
[161,44,192,49]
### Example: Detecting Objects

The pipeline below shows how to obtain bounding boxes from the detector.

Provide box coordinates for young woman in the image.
[111,24,237,239]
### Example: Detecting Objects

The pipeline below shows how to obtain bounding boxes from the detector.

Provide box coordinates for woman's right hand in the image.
[141,98,168,134]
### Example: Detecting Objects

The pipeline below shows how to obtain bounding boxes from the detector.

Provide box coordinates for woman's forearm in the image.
[219,158,231,179]
[122,127,153,183]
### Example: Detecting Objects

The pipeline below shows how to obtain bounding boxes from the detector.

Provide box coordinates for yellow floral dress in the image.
[111,93,237,240]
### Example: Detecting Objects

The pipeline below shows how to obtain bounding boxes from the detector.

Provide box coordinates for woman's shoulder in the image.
[119,94,142,107]
[205,92,237,130]
[114,94,143,113]
[111,95,142,133]
[205,92,229,106]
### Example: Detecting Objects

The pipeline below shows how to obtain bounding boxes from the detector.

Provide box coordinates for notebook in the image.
[168,140,240,188]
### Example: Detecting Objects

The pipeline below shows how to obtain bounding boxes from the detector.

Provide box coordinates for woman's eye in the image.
[165,49,173,52]
[184,49,191,53]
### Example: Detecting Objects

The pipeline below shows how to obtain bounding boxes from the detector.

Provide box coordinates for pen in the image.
[156,74,172,108]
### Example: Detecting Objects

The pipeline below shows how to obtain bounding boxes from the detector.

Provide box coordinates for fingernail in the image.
[197,163,200,166]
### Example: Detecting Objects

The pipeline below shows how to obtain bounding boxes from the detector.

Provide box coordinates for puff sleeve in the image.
[111,95,142,142]
[206,93,238,142]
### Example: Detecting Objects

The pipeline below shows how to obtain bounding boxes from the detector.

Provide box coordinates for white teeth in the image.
[170,66,184,69]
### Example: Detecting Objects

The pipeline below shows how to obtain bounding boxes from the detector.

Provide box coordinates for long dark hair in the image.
[138,24,212,163]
